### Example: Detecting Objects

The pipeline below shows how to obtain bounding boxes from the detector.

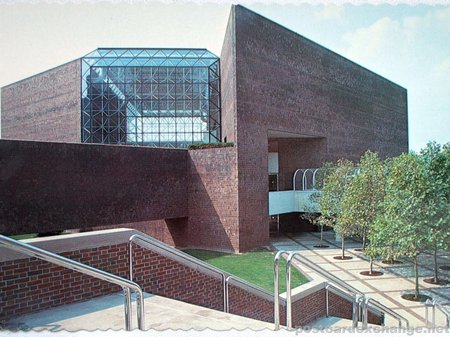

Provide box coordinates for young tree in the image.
[318,159,356,259]
[370,153,432,300]
[419,142,450,283]
[341,150,386,251]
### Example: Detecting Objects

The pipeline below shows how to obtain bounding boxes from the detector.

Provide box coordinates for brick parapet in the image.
[0,230,383,326]
[1,60,81,143]
[0,139,188,235]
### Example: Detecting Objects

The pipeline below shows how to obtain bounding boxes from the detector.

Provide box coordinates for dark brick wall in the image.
[1,60,81,142]
[93,219,188,248]
[327,291,383,325]
[0,140,188,235]
[0,139,241,253]
[220,8,238,144]
[220,5,408,251]
[292,288,327,327]
[0,244,127,320]
[186,147,239,252]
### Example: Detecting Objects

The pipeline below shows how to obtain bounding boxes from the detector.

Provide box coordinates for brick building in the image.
[0,5,408,252]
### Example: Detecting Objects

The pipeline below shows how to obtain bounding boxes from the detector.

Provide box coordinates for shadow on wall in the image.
[186,148,237,252]
[0,139,188,236]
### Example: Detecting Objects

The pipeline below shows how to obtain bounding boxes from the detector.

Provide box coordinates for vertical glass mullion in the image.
[190,66,195,144]
[157,66,160,147]
[207,66,211,144]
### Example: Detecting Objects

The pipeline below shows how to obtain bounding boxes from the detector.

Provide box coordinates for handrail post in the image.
[432,301,436,328]
[425,299,433,328]
[223,274,228,313]
[293,169,301,192]
[325,285,330,317]
[129,238,134,281]
[286,256,292,329]
[302,170,307,191]
[286,252,301,330]
[362,296,369,329]
[312,169,318,190]
[225,276,231,313]
[273,251,285,330]
[123,287,132,331]
[352,294,362,328]
[136,288,145,330]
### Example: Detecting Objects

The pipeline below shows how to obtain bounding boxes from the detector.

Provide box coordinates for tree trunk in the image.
[341,235,345,259]
[362,228,366,250]
[433,245,439,283]
[369,257,373,275]
[414,254,420,300]
[320,225,324,241]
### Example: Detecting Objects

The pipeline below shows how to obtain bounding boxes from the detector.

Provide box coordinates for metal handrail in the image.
[425,299,450,328]
[293,169,303,192]
[363,297,409,329]
[275,251,361,330]
[274,251,408,330]
[298,253,408,329]
[293,168,321,191]
[294,254,406,327]
[129,233,227,311]
[128,233,273,314]
[292,253,363,296]
[325,284,361,328]
[0,234,145,331]
[224,275,273,313]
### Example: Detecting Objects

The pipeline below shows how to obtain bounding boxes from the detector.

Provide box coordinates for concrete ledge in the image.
[280,280,327,302]
[0,228,139,262]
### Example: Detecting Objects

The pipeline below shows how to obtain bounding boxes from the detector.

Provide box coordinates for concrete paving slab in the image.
[6,293,274,331]
[363,278,417,292]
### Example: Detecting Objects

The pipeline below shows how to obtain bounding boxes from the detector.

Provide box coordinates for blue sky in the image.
[0,1,448,151]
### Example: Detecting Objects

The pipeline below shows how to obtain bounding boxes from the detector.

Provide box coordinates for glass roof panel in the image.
[83,48,218,67]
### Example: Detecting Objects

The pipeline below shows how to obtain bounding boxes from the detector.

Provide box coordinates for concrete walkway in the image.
[271,231,450,328]
[5,292,274,331]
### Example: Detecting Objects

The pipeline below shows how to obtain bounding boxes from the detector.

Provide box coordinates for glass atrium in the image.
[81,48,221,148]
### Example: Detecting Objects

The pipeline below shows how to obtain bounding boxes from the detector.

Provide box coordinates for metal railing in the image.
[0,235,145,331]
[298,253,408,329]
[293,168,321,191]
[362,297,409,329]
[129,233,227,311]
[325,284,362,328]
[425,299,450,328]
[274,251,361,330]
[128,233,273,314]
[274,250,409,330]
[223,275,273,313]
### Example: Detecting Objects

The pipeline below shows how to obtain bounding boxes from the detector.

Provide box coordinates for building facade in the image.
[0,5,408,252]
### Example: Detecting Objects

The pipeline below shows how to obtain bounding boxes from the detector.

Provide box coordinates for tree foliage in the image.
[318,159,356,258]
[316,143,449,291]
[341,151,386,250]
[369,153,433,298]
[419,142,450,282]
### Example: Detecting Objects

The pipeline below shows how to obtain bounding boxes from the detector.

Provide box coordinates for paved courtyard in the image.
[271,231,450,328]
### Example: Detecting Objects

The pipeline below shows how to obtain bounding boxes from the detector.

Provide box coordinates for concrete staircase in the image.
[5,292,274,331]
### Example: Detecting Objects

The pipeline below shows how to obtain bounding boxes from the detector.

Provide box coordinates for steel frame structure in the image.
[81,48,221,148]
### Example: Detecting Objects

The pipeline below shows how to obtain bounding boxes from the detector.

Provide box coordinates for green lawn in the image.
[10,233,39,240]
[183,249,309,293]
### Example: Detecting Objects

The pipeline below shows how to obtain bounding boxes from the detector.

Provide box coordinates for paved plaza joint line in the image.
[271,231,450,328]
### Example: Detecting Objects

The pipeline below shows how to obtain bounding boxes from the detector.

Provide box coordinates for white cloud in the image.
[338,7,450,151]
[314,5,344,21]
